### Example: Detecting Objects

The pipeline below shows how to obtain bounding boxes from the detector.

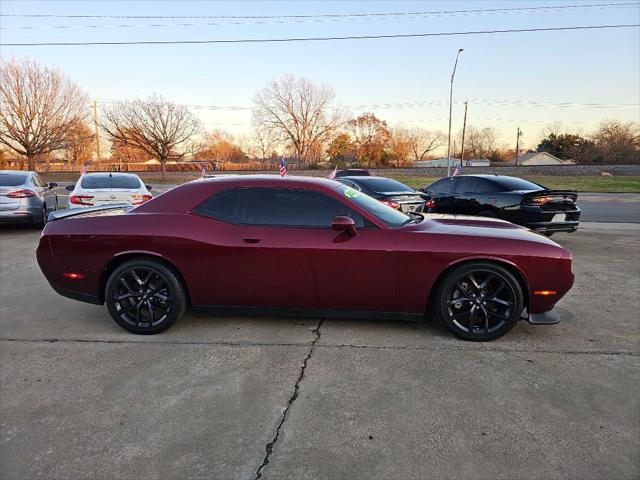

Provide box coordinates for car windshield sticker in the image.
[344,188,360,198]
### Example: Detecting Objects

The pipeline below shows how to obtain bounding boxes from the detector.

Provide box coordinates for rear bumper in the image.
[0,205,41,223]
[526,221,579,233]
[51,285,102,305]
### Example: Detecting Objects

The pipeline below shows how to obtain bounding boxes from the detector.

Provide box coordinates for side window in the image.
[32,173,46,187]
[427,178,453,194]
[475,179,504,193]
[195,189,241,223]
[452,177,480,193]
[240,188,365,228]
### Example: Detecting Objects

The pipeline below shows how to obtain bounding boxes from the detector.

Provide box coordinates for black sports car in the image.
[337,176,428,213]
[421,174,581,235]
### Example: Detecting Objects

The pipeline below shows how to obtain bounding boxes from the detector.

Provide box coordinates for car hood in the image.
[401,213,560,246]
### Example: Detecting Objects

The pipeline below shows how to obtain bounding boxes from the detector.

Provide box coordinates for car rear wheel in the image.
[105,259,186,334]
[434,262,523,341]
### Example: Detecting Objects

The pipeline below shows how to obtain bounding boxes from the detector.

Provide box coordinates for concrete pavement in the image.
[0,224,639,479]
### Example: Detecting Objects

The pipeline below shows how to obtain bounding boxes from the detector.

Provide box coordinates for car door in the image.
[32,173,54,210]
[429,177,458,213]
[234,187,398,312]
[450,176,481,215]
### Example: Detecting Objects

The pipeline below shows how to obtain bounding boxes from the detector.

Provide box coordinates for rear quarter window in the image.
[195,189,241,222]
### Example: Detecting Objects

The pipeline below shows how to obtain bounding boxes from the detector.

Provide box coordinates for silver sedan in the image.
[0,170,58,227]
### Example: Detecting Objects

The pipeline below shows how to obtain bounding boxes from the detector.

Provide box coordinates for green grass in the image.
[392,176,640,193]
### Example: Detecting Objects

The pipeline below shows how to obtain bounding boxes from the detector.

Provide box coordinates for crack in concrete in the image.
[1,336,638,357]
[253,319,323,480]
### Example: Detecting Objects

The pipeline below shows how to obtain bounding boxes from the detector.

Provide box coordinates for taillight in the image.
[70,195,94,205]
[425,199,435,209]
[526,196,550,205]
[380,199,400,210]
[131,194,152,205]
[6,189,36,198]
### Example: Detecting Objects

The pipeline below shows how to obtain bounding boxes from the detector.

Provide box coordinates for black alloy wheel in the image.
[105,259,185,334]
[435,262,523,341]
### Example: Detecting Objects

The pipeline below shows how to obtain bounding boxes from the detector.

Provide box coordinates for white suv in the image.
[66,173,152,209]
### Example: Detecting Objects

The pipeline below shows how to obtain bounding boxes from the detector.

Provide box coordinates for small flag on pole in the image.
[80,164,87,175]
[279,156,287,177]
[200,164,207,177]
[327,166,337,180]
[452,164,462,177]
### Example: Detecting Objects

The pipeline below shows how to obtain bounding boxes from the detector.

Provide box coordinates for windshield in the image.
[0,173,28,187]
[335,184,412,227]
[81,174,141,189]
[353,177,414,193]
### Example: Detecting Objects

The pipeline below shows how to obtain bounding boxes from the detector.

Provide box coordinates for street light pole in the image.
[446,48,464,177]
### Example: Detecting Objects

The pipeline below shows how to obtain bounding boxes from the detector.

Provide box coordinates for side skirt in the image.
[191,305,423,322]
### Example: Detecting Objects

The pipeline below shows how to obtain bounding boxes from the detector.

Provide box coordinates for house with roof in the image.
[515,151,575,165]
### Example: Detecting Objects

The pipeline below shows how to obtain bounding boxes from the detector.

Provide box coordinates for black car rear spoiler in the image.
[47,203,132,222]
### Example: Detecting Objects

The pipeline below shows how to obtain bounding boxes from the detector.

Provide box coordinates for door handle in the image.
[242,238,261,244]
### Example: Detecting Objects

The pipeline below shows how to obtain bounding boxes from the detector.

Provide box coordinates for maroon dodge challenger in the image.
[37,176,574,341]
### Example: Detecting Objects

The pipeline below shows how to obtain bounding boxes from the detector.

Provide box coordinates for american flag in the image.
[279,156,287,177]
[327,166,337,180]
[80,164,87,175]
[453,164,462,177]
[200,164,207,177]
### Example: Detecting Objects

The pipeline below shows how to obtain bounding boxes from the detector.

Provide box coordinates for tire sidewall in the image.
[105,259,185,334]
[436,262,524,341]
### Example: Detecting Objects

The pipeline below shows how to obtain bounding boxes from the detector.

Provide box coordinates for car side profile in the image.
[37,176,574,341]
[66,172,152,208]
[422,174,581,235]
[0,170,58,226]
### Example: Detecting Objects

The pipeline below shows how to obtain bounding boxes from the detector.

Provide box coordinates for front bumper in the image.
[527,309,561,325]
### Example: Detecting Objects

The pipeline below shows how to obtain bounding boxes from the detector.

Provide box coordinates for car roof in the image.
[0,170,33,175]
[195,174,342,188]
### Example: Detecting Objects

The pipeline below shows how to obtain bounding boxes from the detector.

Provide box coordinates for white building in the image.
[515,151,575,165]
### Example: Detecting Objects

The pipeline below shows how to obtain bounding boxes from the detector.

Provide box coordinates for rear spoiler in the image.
[47,203,132,222]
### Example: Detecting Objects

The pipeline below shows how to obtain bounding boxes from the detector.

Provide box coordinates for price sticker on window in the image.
[344,188,360,198]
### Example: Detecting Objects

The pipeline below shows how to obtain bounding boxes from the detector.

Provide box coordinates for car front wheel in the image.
[434,262,524,341]
[105,259,186,334]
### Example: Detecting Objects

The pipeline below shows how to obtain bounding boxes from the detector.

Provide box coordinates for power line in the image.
[1,2,636,19]
[95,98,640,111]
[2,24,638,47]
[2,2,637,30]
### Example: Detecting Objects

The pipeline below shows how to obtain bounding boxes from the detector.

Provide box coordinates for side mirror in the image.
[145,185,152,190]
[65,184,74,191]
[48,182,58,188]
[331,216,357,237]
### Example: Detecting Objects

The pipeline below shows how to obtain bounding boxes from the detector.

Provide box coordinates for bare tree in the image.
[101,94,201,180]
[591,120,639,164]
[0,57,88,170]
[253,75,342,163]
[63,118,95,165]
[245,125,278,161]
[463,126,498,159]
[406,127,445,161]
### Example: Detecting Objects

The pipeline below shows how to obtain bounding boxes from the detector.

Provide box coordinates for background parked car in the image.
[421,174,581,235]
[66,172,152,208]
[0,170,58,226]
[337,176,428,213]
[334,169,371,178]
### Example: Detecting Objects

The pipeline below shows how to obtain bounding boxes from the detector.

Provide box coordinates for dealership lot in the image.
[0,224,638,479]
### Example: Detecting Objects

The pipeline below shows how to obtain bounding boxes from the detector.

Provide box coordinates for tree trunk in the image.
[27,154,36,171]
[160,158,167,182]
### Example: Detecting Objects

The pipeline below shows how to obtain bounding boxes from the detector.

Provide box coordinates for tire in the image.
[434,262,524,341]
[34,205,47,228]
[105,259,186,334]
[542,232,554,237]
[478,210,498,218]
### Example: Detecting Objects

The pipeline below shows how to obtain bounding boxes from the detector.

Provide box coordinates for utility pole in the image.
[460,100,468,166]
[515,127,522,166]
[92,100,101,168]
[446,48,464,176]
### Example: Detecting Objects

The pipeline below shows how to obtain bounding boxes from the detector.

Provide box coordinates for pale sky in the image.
[1,0,639,151]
